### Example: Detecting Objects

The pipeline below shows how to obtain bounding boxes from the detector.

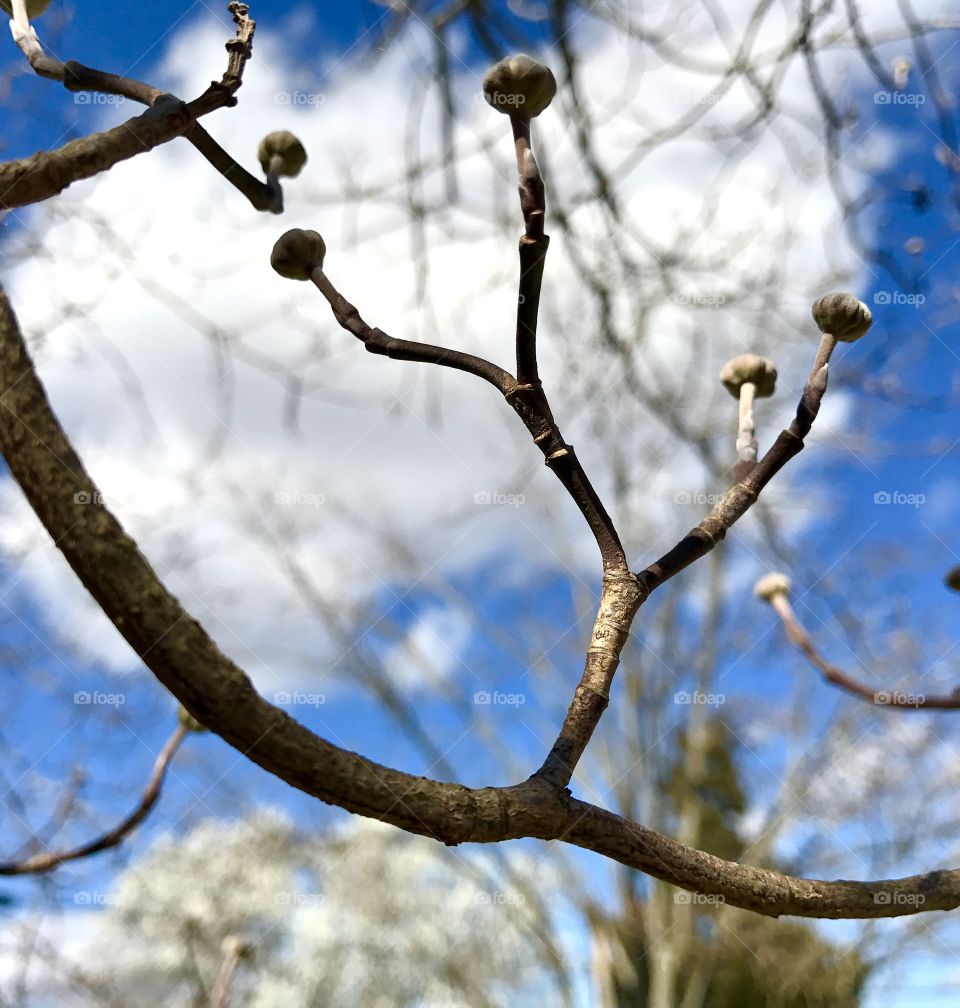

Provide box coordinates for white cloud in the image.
[0,7,895,686]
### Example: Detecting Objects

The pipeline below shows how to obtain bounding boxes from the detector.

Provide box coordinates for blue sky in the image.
[2,1,960,1005]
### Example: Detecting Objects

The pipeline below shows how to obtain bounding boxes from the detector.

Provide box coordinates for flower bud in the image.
[754,572,791,601]
[811,293,872,342]
[719,353,777,398]
[221,935,255,960]
[257,131,308,177]
[483,55,557,118]
[271,229,326,281]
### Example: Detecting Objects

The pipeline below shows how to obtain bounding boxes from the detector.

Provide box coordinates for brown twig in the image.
[641,363,830,595]
[766,589,960,709]
[310,267,628,571]
[0,3,281,213]
[0,723,188,875]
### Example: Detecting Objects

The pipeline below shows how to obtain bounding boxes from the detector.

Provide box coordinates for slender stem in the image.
[643,363,831,594]
[733,381,758,481]
[516,236,549,386]
[0,724,188,875]
[210,937,251,1008]
[810,332,839,379]
[510,114,546,240]
[770,593,960,709]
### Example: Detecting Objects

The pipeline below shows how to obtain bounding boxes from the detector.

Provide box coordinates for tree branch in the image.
[764,585,960,709]
[0,3,282,213]
[2,284,957,920]
[0,723,188,875]
[310,265,628,571]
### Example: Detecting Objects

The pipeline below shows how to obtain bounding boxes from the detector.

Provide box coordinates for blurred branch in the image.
[762,582,960,709]
[0,723,188,875]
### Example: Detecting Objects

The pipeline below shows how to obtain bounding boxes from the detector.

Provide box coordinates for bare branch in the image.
[758,577,960,710]
[0,3,282,213]
[0,723,188,875]
[3,284,958,920]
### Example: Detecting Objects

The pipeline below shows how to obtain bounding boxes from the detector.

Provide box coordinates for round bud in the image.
[719,353,777,398]
[271,229,326,281]
[257,131,308,177]
[754,572,791,602]
[483,54,557,118]
[221,935,255,961]
[177,706,208,733]
[945,566,960,593]
[811,293,872,342]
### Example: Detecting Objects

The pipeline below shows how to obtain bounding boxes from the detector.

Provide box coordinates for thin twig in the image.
[769,592,960,709]
[0,724,188,875]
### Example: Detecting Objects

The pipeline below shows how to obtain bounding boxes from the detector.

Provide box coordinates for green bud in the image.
[754,572,791,602]
[257,131,308,177]
[811,293,872,342]
[719,353,777,398]
[271,228,326,281]
[482,55,557,118]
